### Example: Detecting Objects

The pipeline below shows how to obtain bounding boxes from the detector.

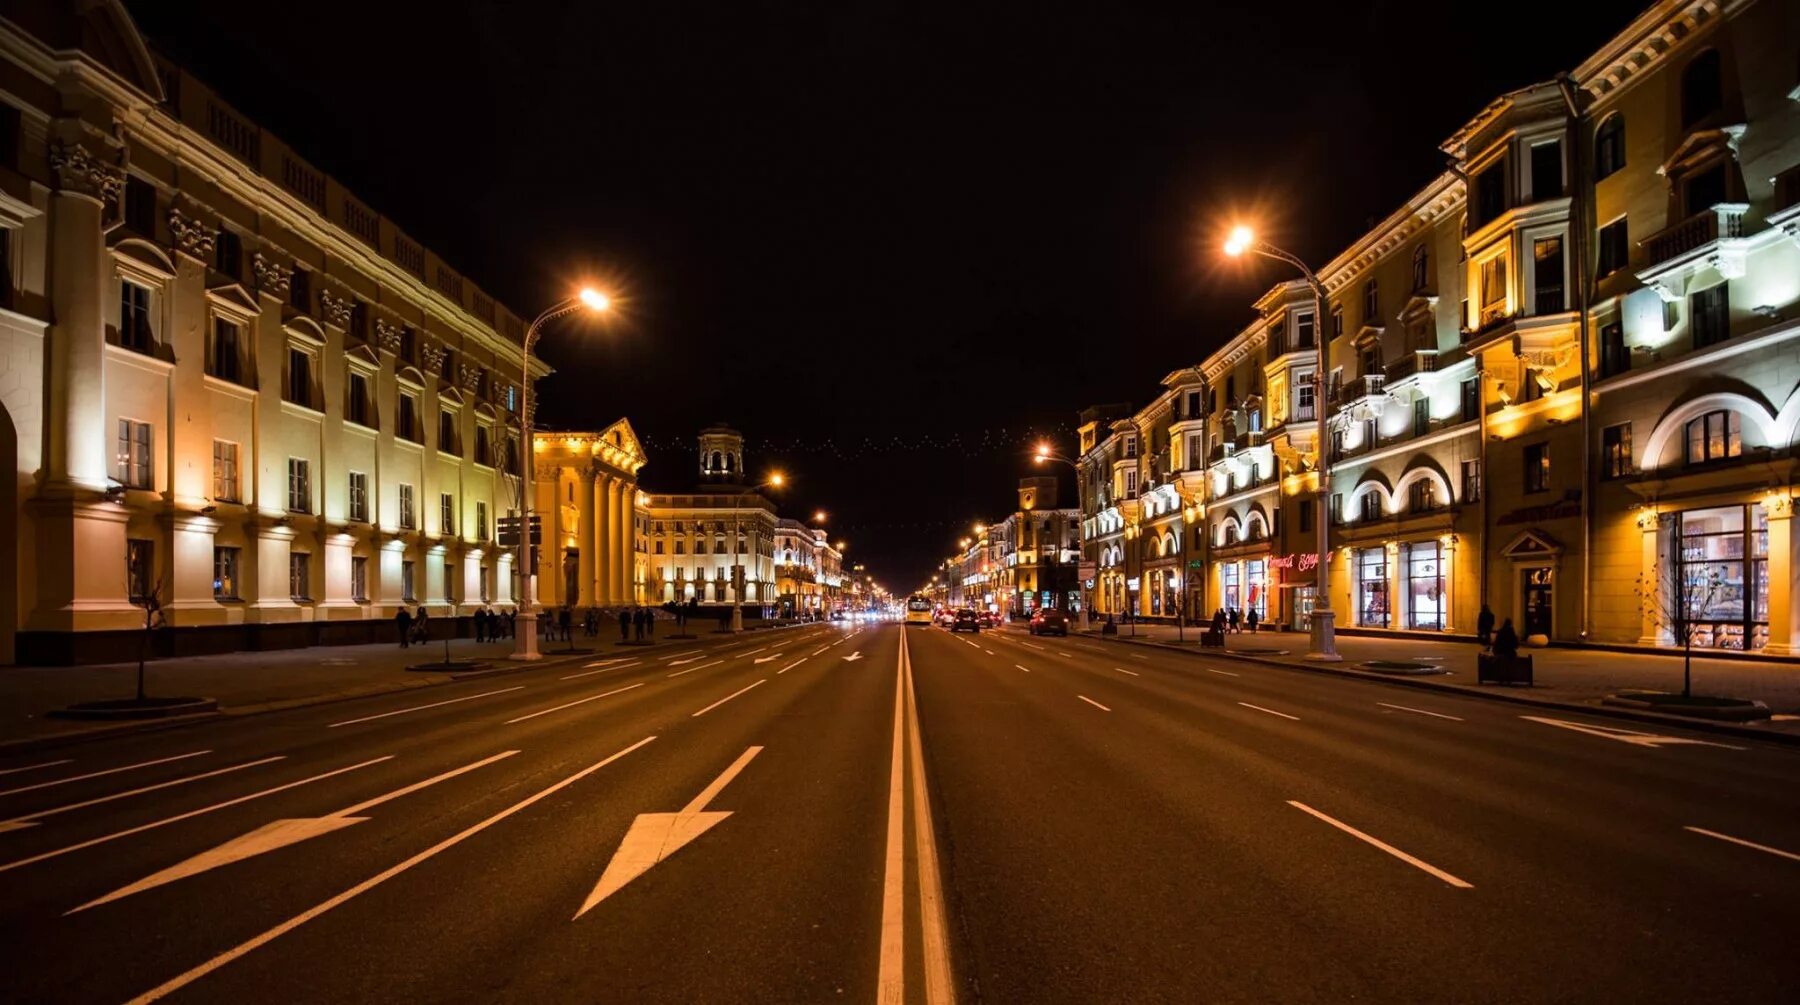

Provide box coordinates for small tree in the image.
[133,574,169,703]
[1637,561,1724,699]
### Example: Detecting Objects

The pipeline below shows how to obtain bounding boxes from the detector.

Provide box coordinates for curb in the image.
[1077,632,1800,749]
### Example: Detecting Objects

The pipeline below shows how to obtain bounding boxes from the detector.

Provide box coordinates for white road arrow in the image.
[842,652,864,663]
[753,652,783,664]
[69,750,518,913]
[574,746,762,919]
[1520,716,1746,750]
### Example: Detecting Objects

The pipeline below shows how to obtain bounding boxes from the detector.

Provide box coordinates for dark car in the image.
[1029,608,1070,636]
[977,611,1000,629]
[951,609,981,633]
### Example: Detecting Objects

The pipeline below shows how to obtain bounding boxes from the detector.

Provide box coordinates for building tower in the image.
[697,425,745,486]
[1018,476,1058,511]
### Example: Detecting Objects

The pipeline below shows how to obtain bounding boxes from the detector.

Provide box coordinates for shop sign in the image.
[1270,553,1320,571]
[1126,577,1140,590]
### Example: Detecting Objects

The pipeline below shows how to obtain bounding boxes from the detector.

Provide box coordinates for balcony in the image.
[1331,373,1385,405]
[1643,204,1746,269]
[1384,351,1438,383]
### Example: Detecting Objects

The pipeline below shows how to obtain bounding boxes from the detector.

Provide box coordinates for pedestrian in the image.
[633,607,646,642]
[1477,604,1496,651]
[395,606,412,648]
[506,608,516,639]
[474,606,488,643]
[1227,607,1240,633]
[1493,618,1520,659]
[1212,607,1227,634]
[1246,607,1259,633]
[645,607,656,640]
[413,605,430,645]
[619,606,631,641]
[557,605,572,643]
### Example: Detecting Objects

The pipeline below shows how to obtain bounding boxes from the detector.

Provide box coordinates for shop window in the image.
[1672,504,1768,651]
[1357,549,1389,628]
[1407,542,1445,630]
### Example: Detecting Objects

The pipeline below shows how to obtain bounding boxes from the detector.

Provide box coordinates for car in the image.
[935,609,957,628]
[1029,608,1070,636]
[977,611,999,629]
[950,609,981,633]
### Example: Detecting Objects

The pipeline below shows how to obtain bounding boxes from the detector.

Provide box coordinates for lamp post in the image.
[1224,226,1341,661]
[511,287,611,662]
[730,472,784,632]
[1033,444,1091,632]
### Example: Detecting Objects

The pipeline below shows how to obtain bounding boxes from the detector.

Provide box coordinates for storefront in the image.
[1356,547,1390,628]
[1404,540,1448,631]
[1673,503,1770,651]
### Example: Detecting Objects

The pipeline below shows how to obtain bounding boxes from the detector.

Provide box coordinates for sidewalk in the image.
[1068,623,1800,734]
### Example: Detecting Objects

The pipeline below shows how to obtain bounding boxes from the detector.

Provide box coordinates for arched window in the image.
[1359,490,1383,522]
[1224,523,1239,546]
[710,451,722,473]
[1684,410,1742,465]
[1411,244,1429,292]
[725,453,736,473]
[1595,114,1625,180]
[1681,49,1722,128]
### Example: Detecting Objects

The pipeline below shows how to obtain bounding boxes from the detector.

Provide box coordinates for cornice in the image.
[1318,173,1465,295]
[1574,0,1726,104]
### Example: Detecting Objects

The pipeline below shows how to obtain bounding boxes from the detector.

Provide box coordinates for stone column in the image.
[541,465,565,608]
[592,475,612,604]
[1636,511,1669,646]
[576,467,597,607]
[617,482,634,602]
[44,134,121,490]
[1763,495,1794,656]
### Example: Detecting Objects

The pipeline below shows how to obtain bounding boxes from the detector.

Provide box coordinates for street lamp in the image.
[1224,225,1341,661]
[1033,442,1091,632]
[730,472,784,632]
[511,287,612,661]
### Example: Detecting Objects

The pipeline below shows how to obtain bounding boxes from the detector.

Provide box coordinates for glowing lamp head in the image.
[1223,226,1254,257]
[767,473,785,488]
[578,288,612,311]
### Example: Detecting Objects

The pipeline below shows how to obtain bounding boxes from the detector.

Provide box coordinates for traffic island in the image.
[406,660,492,673]
[1602,691,1771,722]
[51,696,218,720]
[1360,659,1449,676]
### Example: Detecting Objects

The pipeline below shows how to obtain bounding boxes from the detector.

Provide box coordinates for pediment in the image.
[204,282,261,317]
[1500,529,1562,559]
[109,237,176,278]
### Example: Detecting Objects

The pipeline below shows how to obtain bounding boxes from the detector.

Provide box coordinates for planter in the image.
[1602,691,1770,722]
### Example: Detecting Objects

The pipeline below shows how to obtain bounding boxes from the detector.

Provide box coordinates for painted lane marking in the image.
[1378,702,1464,722]
[667,660,723,678]
[738,647,768,658]
[125,738,655,1004]
[562,662,641,680]
[0,757,286,833]
[1058,651,1073,657]
[0,751,211,798]
[1238,702,1299,721]
[581,657,633,669]
[1078,695,1112,712]
[777,658,807,675]
[1112,667,1140,677]
[575,746,762,918]
[1022,642,1046,651]
[876,643,906,1003]
[658,650,702,662]
[0,757,390,875]
[1288,800,1472,888]
[899,626,955,1004]
[843,652,865,663]
[0,759,74,778]
[984,649,995,655]
[1205,668,1241,677]
[667,654,708,666]
[1014,664,1032,673]
[1684,826,1800,863]
[1521,716,1746,750]
[812,647,829,656]
[1131,653,1149,660]
[328,687,524,727]
[504,682,645,724]
[690,679,766,718]
[753,652,784,664]
[72,751,520,912]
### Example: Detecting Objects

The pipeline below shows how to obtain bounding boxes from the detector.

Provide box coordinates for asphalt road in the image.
[1,620,1796,1003]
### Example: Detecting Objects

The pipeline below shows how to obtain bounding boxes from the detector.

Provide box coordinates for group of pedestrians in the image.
[618,606,657,642]
[1475,604,1520,658]
[396,605,518,648]
[1209,606,1260,634]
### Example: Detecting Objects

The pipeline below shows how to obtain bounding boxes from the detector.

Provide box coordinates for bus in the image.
[905,595,933,626]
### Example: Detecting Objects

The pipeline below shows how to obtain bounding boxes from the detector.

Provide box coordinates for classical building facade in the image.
[526,421,648,610]
[642,427,781,613]
[774,518,844,617]
[1078,0,1800,657]
[942,477,1080,617]
[0,3,561,663]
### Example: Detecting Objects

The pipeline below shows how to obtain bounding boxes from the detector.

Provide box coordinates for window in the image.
[117,418,152,489]
[1359,491,1382,523]
[1524,443,1550,493]
[440,493,456,536]
[1680,49,1722,128]
[400,327,417,363]
[1673,504,1769,651]
[1407,542,1445,630]
[1460,459,1481,502]
[1684,163,1728,216]
[208,317,242,383]
[1595,115,1625,180]
[1410,245,1428,293]
[1329,428,1345,463]
[1472,160,1506,228]
[214,228,242,279]
[124,175,158,234]
[285,347,313,407]
[1602,423,1632,479]
[1357,548,1389,628]
[289,268,311,313]
[438,409,458,455]
[1297,311,1317,349]
[1330,306,1343,340]
[655,539,665,555]
[1479,255,1506,322]
[1600,322,1629,378]
[287,457,311,513]
[1529,141,1562,200]
[348,471,369,522]
[399,483,416,530]
[347,371,372,427]
[402,560,417,602]
[398,393,420,441]
[1124,436,1137,458]
[475,424,492,466]
[1124,469,1137,498]
[126,539,154,603]
[1597,218,1629,278]
[476,501,489,541]
[1362,279,1379,325]
[119,279,154,352]
[289,552,311,601]
[1691,284,1729,349]
[1461,377,1479,422]
[1408,479,1437,514]
[211,439,238,502]
[1413,397,1429,437]
[1329,493,1343,526]
[0,225,12,310]
[1533,237,1564,314]
[1684,410,1741,465]
[1296,380,1316,421]
[351,556,368,602]
[213,546,240,600]
[1297,498,1314,533]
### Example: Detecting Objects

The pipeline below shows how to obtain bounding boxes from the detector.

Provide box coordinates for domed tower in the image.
[698,425,745,486]
[1018,476,1058,511]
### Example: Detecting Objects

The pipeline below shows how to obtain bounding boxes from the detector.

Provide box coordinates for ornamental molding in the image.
[459,362,484,391]
[165,207,215,259]
[1576,0,1722,102]
[49,141,125,202]
[251,252,292,295]
[374,319,404,355]
[420,342,447,376]
[318,289,354,328]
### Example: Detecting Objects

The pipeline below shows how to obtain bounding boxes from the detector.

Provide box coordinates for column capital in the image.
[578,465,599,486]
[49,139,124,203]
[1765,493,1794,520]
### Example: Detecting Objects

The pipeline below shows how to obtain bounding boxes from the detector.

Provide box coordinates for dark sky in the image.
[132,0,1642,593]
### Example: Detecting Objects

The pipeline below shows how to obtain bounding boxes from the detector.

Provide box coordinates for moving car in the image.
[950,609,981,633]
[977,611,999,629]
[1029,608,1070,636]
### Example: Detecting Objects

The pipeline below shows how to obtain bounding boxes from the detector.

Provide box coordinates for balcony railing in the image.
[1643,204,1747,267]
[1384,351,1437,382]
[1332,373,1385,404]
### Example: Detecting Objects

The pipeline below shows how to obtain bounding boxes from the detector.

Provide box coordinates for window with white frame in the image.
[402,560,417,602]
[476,501,488,541]
[287,458,311,513]
[117,418,152,489]
[119,278,154,353]
[440,493,455,536]
[212,440,239,502]
[351,555,369,602]
[348,471,369,522]
[213,546,240,599]
[289,552,311,601]
[399,483,416,530]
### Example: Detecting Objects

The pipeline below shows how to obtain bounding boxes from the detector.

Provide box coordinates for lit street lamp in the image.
[730,472,784,632]
[1224,226,1341,661]
[511,287,612,661]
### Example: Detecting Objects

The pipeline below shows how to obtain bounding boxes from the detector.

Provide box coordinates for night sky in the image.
[133,0,1641,593]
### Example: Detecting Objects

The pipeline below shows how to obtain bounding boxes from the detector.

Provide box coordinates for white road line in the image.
[1078,695,1112,712]
[327,687,524,727]
[1023,642,1045,650]
[1058,651,1073,657]
[1239,702,1299,721]
[1112,667,1140,677]
[667,660,723,678]
[812,647,829,656]
[876,632,906,1003]
[581,657,632,668]
[899,626,955,1004]
[0,757,390,874]
[1014,664,1032,673]
[777,658,807,675]
[0,756,286,832]
[505,682,645,724]
[1685,825,1800,863]
[1377,701,1464,722]
[125,738,656,1004]
[658,650,702,662]
[738,647,767,657]
[1131,653,1148,660]
[1205,668,1241,677]
[0,751,211,798]
[0,759,74,777]
[1287,800,1473,888]
[562,662,641,680]
[690,679,766,718]
[984,649,995,655]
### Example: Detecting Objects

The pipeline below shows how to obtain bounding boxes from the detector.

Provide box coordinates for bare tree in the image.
[1636,560,1725,699]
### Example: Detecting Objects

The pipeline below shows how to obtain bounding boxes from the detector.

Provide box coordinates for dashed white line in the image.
[1287,800,1473,888]
[1014,664,1032,673]
[812,647,829,656]
[984,649,995,655]
[1112,667,1140,677]
[1205,668,1241,677]
[1078,695,1112,712]
[562,661,642,680]
[329,687,525,727]
[667,659,724,678]
[658,650,702,662]
[777,658,807,675]
[1685,826,1800,863]
[1238,702,1299,721]
[690,679,766,718]
[1377,701,1464,722]
[0,751,211,798]
[505,682,645,724]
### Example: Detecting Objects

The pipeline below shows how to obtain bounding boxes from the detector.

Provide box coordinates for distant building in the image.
[642,426,780,613]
